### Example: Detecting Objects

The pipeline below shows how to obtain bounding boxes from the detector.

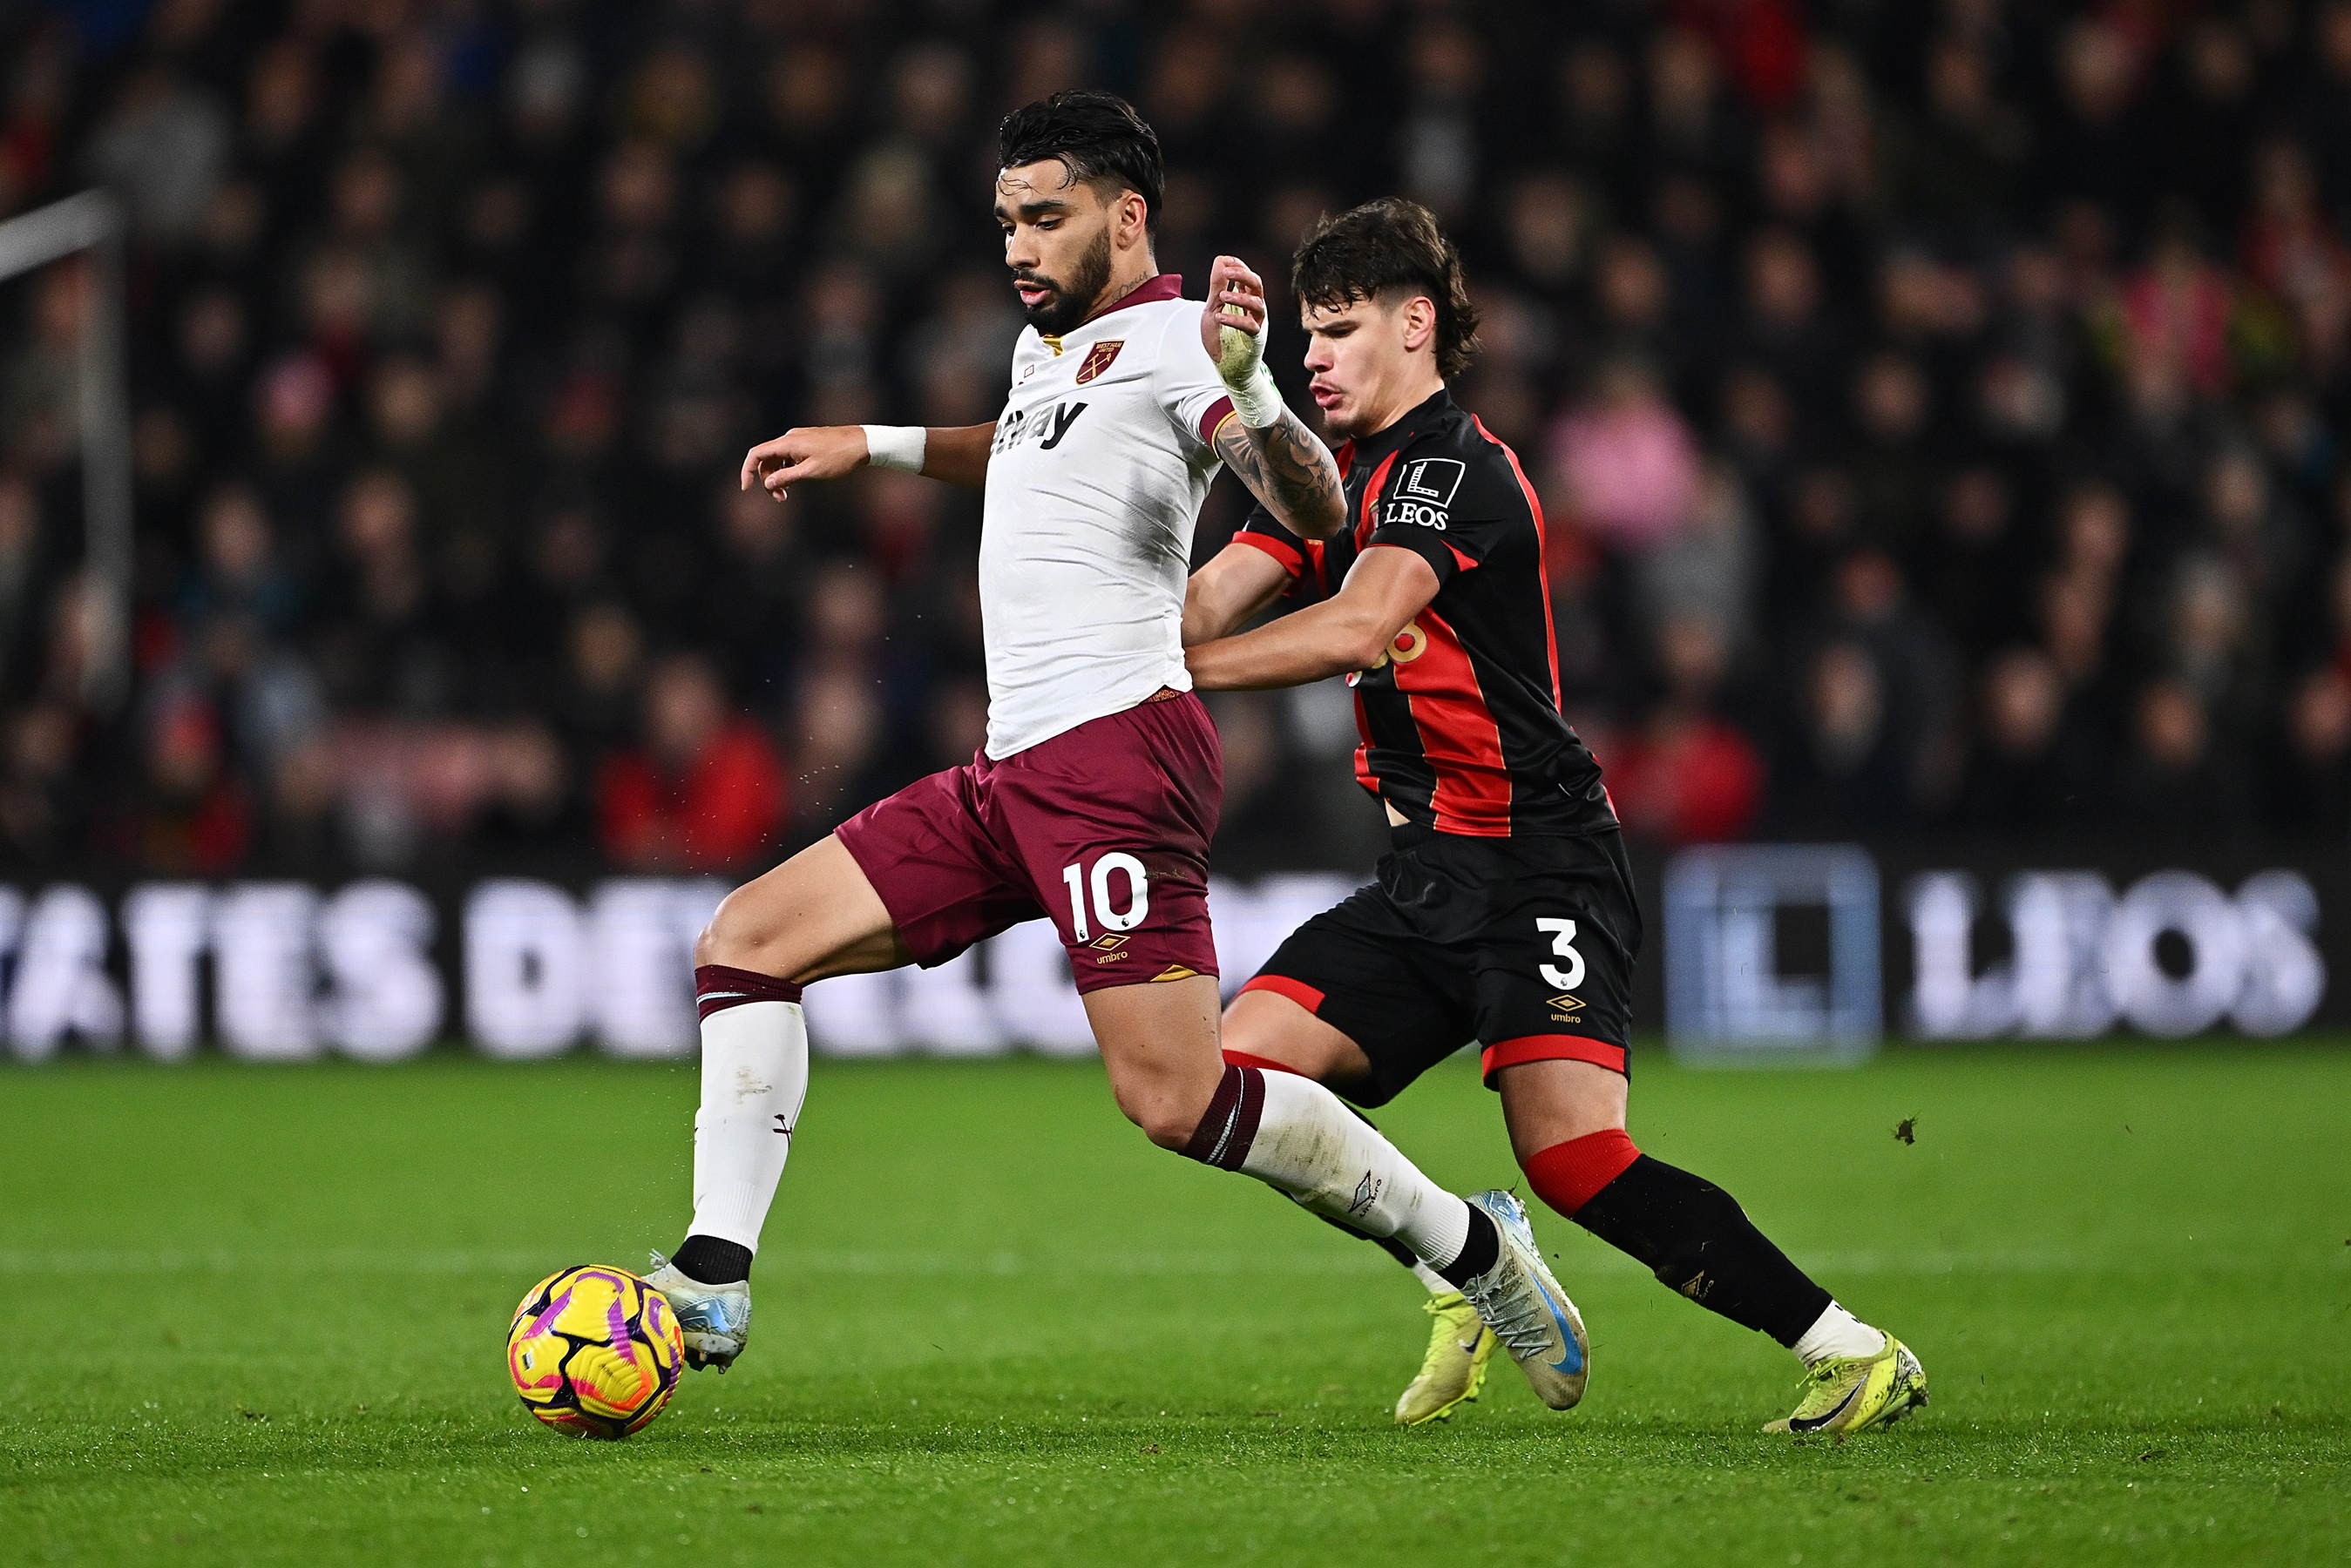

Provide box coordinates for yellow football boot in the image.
[1394,1291,1497,1426]
[1765,1335,1928,1435]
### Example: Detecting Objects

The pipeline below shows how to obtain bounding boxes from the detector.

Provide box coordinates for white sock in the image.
[1791,1301,1885,1367]
[688,999,809,1252]
[1236,1069,1473,1270]
[1408,1260,1452,1295]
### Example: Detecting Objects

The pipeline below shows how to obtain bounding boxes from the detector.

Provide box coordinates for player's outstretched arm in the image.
[1182,541,1293,646]
[1202,255,1346,540]
[740,422,996,497]
[1187,544,1438,691]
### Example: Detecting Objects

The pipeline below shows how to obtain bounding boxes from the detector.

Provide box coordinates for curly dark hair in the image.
[1291,198,1481,380]
[997,90,1164,226]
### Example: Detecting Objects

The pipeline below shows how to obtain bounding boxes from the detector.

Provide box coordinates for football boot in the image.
[1765,1335,1928,1436]
[1394,1290,1497,1426]
[643,1253,751,1372]
[1459,1189,1589,1410]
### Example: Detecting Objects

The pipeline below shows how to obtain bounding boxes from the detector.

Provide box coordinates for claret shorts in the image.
[836,689,1223,995]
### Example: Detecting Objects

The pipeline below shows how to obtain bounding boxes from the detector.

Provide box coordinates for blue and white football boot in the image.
[1459,1189,1589,1409]
[643,1252,752,1372]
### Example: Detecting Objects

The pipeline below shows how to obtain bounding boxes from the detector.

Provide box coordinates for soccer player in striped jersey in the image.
[1182,199,1927,1436]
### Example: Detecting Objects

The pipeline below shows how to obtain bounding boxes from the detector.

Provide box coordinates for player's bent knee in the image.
[695,889,768,971]
[1104,1069,1219,1151]
[1116,1085,1211,1151]
[1141,1114,1203,1152]
[693,838,909,983]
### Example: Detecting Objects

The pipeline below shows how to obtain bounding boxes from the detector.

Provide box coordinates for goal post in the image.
[0,189,132,713]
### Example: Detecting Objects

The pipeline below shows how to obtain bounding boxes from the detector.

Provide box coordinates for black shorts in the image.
[1237,827,1642,1108]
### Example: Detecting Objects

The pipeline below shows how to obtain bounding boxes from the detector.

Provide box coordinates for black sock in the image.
[668,1234,753,1286]
[1433,1205,1500,1290]
[1570,1157,1831,1346]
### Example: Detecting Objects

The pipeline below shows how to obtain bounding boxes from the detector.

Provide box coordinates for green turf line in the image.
[3,1046,2346,1565]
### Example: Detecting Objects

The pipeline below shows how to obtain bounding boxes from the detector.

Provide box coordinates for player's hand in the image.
[1202,254,1268,386]
[739,426,871,497]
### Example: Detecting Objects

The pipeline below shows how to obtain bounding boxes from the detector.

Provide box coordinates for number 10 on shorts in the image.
[1062,853,1150,942]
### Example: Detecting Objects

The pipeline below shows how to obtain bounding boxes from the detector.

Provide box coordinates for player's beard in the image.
[1014,227,1114,336]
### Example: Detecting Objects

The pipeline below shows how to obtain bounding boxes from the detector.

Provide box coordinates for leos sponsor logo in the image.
[1382,457,1466,530]
[1907,868,2325,1039]
[1398,456,1465,505]
[1380,498,1451,530]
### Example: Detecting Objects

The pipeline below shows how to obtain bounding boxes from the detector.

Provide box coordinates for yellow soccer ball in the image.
[506,1264,685,1439]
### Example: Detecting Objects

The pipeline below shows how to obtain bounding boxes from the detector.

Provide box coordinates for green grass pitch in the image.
[2,1044,2347,1566]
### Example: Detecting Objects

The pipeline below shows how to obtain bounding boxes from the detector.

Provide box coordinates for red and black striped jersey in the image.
[1234,389,1615,839]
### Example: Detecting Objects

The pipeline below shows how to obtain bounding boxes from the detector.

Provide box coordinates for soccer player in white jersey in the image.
[643,92,1589,1405]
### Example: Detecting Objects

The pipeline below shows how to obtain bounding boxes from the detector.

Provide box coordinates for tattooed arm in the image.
[1213,408,1346,540]
[1199,253,1347,539]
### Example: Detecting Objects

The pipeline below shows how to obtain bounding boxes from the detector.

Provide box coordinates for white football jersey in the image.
[978,274,1236,758]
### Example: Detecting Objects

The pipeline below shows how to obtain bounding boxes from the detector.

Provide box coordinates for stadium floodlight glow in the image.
[0,190,133,713]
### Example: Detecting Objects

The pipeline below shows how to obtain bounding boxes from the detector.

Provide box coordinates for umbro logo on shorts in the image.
[1546,992,1585,1022]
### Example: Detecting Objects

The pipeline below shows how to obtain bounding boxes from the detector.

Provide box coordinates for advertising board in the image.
[1660,845,2331,1060]
[2,849,2334,1064]
[0,874,1355,1063]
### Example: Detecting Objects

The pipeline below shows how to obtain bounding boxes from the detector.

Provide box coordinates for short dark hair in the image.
[1291,199,1481,380]
[997,90,1163,224]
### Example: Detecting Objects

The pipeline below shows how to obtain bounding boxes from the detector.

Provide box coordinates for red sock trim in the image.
[1221,1049,1306,1077]
[1238,974,1325,1013]
[1523,1129,1642,1218]
[695,963,804,1020]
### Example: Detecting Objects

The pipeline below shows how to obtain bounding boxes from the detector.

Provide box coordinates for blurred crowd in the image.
[6,0,2351,880]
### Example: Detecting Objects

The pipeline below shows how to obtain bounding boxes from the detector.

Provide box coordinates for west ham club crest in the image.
[1074,340,1124,383]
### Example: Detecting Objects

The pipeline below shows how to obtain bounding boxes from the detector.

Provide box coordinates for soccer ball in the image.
[506,1265,685,1439]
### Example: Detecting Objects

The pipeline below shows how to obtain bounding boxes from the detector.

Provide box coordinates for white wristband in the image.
[861,424,926,473]
[1227,362,1285,429]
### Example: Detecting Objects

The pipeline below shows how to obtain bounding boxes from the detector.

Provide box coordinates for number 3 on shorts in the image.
[1536,917,1585,990]
[1061,853,1150,943]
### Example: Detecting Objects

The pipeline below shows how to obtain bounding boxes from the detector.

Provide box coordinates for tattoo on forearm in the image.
[1217,410,1345,532]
